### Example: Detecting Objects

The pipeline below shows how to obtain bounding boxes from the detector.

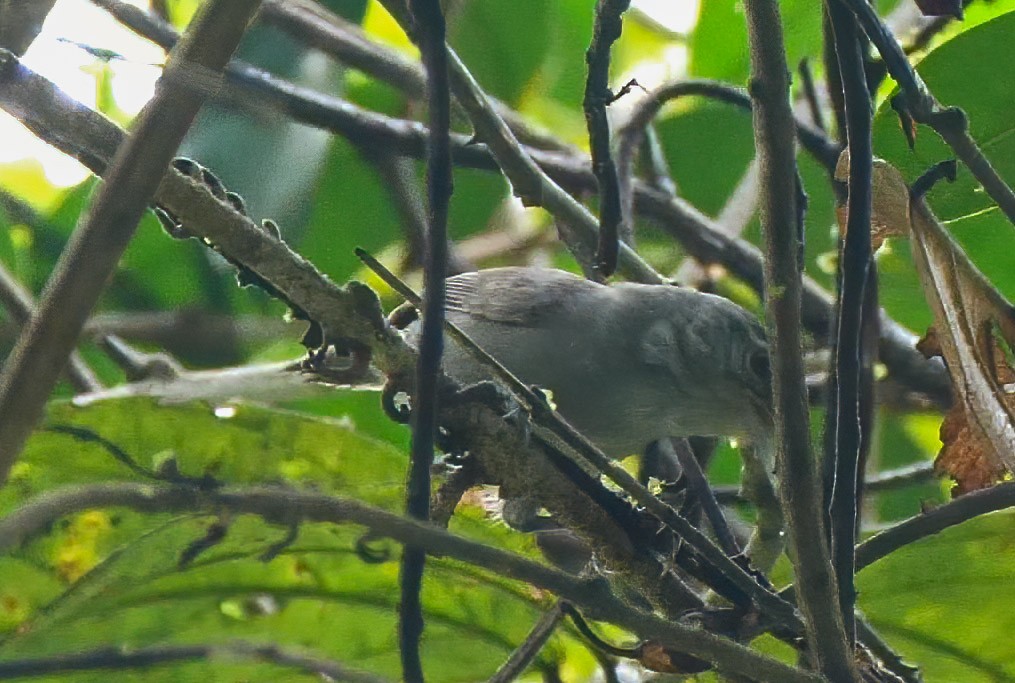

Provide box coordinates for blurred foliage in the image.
[1,400,590,682]
[0,0,1013,680]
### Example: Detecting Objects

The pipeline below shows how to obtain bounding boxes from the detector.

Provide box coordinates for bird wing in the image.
[445,268,599,326]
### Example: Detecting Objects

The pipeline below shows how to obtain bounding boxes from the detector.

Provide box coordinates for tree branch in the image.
[375,0,665,286]
[583,0,630,276]
[255,0,572,154]
[0,482,824,683]
[0,641,391,683]
[0,0,263,478]
[856,481,1015,572]
[0,261,100,393]
[743,0,856,676]
[487,602,565,683]
[400,0,454,678]
[825,0,874,642]
[838,0,1015,225]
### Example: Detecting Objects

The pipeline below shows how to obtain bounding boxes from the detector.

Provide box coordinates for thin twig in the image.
[743,0,857,676]
[826,0,874,643]
[675,159,760,287]
[375,0,665,286]
[0,482,825,683]
[616,79,841,191]
[0,262,100,393]
[797,58,827,133]
[487,602,566,683]
[0,641,391,682]
[856,480,1015,572]
[361,150,472,275]
[661,438,740,557]
[838,0,1015,225]
[0,0,263,478]
[867,461,935,491]
[256,0,574,154]
[400,0,454,679]
[584,0,630,276]
[822,7,848,141]
[855,617,923,683]
[615,80,841,267]
[714,459,938,507]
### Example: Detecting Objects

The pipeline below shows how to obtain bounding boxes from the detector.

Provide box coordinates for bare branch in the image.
[583,0,630,276]
[0,641,391,683]
[744,0,856,675]
[0,0,263,478]
[487,602,566,683]
[825,0,875,642]
[400,0,455,678]
[857,481,1015,572]
[0,261,100,393]
[256,0,573,154]
[374,0,665,286]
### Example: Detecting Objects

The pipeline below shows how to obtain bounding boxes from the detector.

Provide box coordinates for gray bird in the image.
[410,267,773,459]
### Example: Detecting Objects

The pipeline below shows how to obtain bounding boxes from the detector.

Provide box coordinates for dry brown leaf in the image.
[935,403,1008,495]
[836,151,1015,490]
[921,328,1015,494]
[834,151,911,250]
[908,199,1015,481]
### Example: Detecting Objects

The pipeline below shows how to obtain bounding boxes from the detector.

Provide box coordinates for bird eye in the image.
[748,349,771,382]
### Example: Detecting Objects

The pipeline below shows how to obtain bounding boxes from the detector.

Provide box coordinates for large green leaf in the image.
[689,0,824,84]
[858,511,1015,682]
[0,399,579,681]
[654,102,755,217]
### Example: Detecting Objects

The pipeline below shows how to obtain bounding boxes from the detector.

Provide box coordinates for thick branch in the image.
[743,0,856,677]
[825,0,874,641]
[0,0,263,478]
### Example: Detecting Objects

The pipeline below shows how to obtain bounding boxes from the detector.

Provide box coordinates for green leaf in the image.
[873,12,1015,333]
[0,399,577,681]
[858,511,1015,682]
[689,0,824,84]
[655,102,755,216]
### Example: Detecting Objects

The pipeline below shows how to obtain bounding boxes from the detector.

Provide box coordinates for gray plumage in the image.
[408,267,772,458]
